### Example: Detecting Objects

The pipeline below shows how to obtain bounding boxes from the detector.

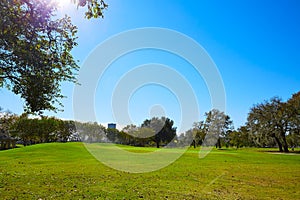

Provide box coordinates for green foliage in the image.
[287,91,300,147]
[0,0,80,114]
[204,109,234,148]
[246,92,300,152]
[0,108,18,136]
[186,109,233,148]
[75,0,108,19]
[75,121,106,143]
[76,118,177,148]
[228,126,255,148]
[10,115,75,144]
[141,117,177,148]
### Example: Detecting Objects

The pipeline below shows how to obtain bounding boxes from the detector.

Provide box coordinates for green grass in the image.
[0,143,299,199]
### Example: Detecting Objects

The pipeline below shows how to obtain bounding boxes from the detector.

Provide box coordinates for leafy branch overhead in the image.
[76,0,108,19]
[0,0,107,114]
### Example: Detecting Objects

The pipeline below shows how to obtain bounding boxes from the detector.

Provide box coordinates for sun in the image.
[52,0,72,8]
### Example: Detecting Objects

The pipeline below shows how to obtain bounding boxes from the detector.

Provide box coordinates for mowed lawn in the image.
[0,143,299,199]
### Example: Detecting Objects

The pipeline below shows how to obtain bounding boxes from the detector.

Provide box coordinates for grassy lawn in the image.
[0,143,299,199]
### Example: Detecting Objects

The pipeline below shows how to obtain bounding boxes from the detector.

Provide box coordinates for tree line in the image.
[69,117,177,148]
[0,112,78,145]
[0,113,176,148]
[0,91,299,151]
[183,92,299,152]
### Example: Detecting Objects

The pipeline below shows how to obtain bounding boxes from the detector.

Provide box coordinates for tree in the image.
[0,108,18,137]
[122,124,138,145]
[204,109,233,148]
[106,127,120,143]
[1,0,77,113]
[247,97,291,152]
[133,127,154,147]
[192,121,207,147]
[142,117,176,148]
[0,0,107,114]
[75,121,106,143]
[10,114,76,145]
[184,121,207,148]
[227,126,255,148]
[57,120,76,142]
[184,129,195,147]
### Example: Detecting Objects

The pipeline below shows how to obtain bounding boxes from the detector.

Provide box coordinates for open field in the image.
[0,143,299,199]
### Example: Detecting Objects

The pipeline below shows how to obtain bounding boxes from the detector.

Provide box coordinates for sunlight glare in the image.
[52,0,72,8]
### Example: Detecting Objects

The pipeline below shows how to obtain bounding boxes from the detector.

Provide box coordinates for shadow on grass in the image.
[259,148,300,155]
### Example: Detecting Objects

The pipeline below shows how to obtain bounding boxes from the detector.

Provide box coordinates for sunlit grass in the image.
[0,143,299,199]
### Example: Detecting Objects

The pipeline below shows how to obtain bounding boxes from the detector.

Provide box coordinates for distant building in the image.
[107,123,116,129]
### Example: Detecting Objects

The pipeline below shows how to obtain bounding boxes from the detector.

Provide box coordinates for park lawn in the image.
[0,143,299,199]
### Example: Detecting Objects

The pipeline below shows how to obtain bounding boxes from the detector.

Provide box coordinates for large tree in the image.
[0,0,107,114]
[247,97,291,152]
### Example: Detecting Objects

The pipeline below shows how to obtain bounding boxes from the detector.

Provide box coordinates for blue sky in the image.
[1,0,299,132]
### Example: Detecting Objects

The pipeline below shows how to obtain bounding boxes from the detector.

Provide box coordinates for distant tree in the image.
[184,129,195,147]
[134,127,154,146]
[228,130,242,148]
[177,133,187,146]
[0,108,18,137]
[239,125,255,147]
[204,109,233,148]
[227,126,254,148]
[184,121,207,148]
[76,122,106,143]
[192,121,207,146]
[11,114,76,145]
[142,117,176,148]
[122,124,138,145]
[106,127,120,143]
[38,116,60,143]
[57,120,76,142]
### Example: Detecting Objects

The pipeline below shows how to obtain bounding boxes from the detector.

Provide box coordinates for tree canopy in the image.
[204,109,233,148]
[141,117,177,148]
[246,92,300,152]
[0,0,107,114]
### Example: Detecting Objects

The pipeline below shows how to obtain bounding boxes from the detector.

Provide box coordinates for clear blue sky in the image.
[1,0,299,132]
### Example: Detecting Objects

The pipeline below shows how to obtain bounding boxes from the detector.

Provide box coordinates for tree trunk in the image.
[274,136,283,152]
[156,141,159,148]
[217,138,221,148]
[281,133,289,153]
[215,138,221,148]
